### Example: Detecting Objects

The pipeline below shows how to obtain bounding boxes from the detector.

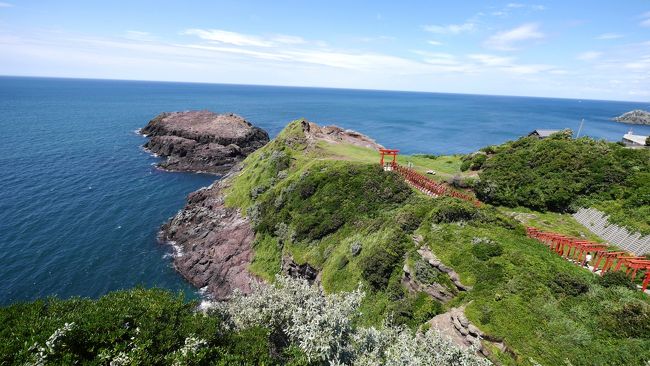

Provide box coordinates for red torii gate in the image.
[379,148,399,168]
[526,227,650,292]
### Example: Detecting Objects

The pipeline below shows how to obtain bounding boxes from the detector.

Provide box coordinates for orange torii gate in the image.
[526,227,650,292]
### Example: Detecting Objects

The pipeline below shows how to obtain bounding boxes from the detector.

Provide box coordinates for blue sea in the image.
[1,76,649,305]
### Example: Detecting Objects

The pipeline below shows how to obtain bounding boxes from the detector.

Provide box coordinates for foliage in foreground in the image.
[0,280,489,366]
[473,133,650,233]
[0,288,287,365]
[220,275,490,366]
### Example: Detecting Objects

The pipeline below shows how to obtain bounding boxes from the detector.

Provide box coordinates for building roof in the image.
[623,133,648,146]
[528,129,560,138]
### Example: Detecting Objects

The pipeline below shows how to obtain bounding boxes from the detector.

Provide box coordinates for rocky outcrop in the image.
[614,110,650,125]
[282,256,319,283]
[300,120,384,150]
[160,165,256,300]
[402,262,455,302]
[142,111,269,174]
[413,235,472,292]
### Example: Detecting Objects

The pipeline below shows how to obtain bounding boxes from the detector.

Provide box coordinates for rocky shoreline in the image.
[613,109,650,125]
[141,111,269,174]
[159,165,256,300]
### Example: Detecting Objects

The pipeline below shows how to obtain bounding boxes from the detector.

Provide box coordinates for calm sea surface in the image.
[1,76,649,305]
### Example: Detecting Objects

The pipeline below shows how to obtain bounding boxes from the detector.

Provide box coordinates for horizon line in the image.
[1,73,649,105]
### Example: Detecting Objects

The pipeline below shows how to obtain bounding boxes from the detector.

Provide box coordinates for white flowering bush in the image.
[222,275,490,366]
[29,322,75,366]
[168,335,209,366]
[224,275,363,364]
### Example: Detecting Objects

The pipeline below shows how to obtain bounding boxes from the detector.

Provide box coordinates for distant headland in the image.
[613,109,650,125]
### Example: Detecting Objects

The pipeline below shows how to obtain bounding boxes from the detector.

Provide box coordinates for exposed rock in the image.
[282,255,319,283]
[142,111,269,174]
[613,109,650,125]
[350,241,362,256]
[160,166,255,300]
[402,262,454,302]
[300,120,384,150]
[417,247,472,291]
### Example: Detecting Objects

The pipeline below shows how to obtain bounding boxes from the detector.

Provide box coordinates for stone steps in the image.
[573,208,650,255]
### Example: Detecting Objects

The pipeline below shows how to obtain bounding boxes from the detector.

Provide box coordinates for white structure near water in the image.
[622,131,649,147]
[573,208,650,255]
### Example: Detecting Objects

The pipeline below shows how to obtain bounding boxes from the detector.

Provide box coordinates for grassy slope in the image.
[221,120,650,365]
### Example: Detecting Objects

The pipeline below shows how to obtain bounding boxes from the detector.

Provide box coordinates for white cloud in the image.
[0,2,13,7]
[484,23,544,51]
[427,40,443,46]
[469,54,513,67]
[596,33,623,40]
[641,11,650,27]
[124,31,155,42]
[270,34,307,45]
[491,3,545,17]
[577,51,602,61]
[183,28,310,49]
[183,29,273,47]
[423,22,475,35]
[468,53,555,74]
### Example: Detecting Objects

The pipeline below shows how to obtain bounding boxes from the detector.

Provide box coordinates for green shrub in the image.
[598,271,636,290]
[602,300,650,338]
[474,136,650,213]
[550,272,590,296]
[460,160,471,172]
[336,255,350,270]
[431,199,479,223]
[255,163,412,242]
[359,229,409,290]
[471,241,503,261]
[390,292,442,328]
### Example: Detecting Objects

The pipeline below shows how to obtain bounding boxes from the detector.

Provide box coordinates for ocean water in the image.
[1,76,649,305]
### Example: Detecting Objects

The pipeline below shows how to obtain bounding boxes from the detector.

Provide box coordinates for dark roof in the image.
[528,129,560,138]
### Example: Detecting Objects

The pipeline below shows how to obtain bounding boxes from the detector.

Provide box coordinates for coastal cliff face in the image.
[161,167,255,300]
[614,109,650,125]
[142,111,269,174]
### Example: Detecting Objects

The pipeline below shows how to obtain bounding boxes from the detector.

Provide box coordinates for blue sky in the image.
[1,1,649,101]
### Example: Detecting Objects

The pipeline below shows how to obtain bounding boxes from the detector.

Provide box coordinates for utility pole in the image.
[576,118,584,138]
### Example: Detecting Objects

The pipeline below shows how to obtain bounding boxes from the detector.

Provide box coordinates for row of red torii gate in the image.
[379,148,650,293]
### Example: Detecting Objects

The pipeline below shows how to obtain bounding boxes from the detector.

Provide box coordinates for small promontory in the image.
[613,109,650,125]
[141,111,270,174]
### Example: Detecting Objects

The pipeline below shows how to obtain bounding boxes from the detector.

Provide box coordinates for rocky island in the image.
[141,110,270,174]
[613,109,650,125]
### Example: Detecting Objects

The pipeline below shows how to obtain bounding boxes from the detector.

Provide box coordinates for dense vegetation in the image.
[473,132,650,233]
[0,281,488,366]
[0,289,291,365]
